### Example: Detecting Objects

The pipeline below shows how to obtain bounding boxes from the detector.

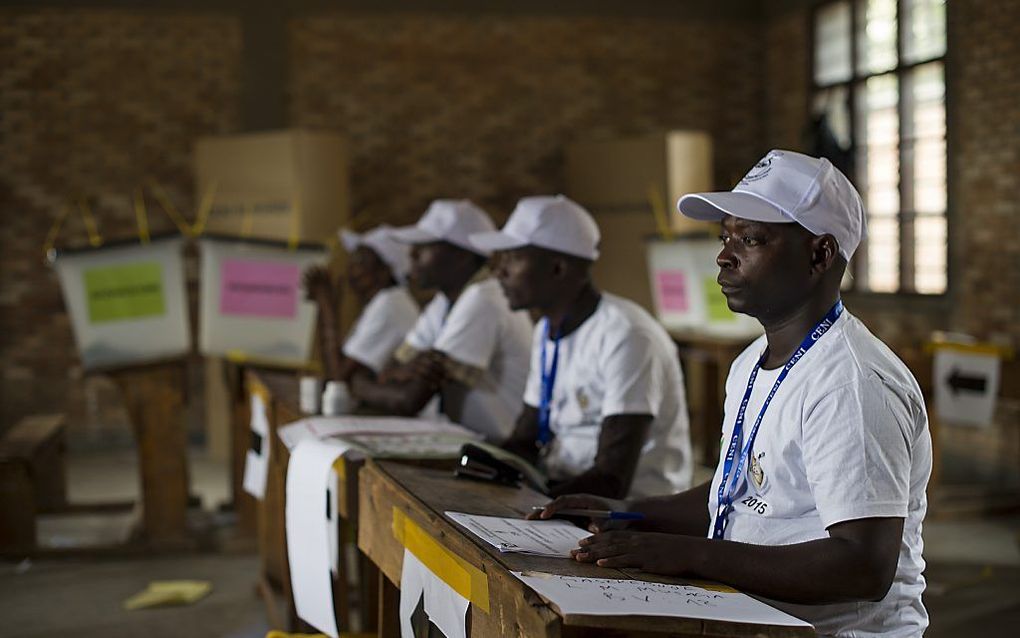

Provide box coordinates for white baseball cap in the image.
[677,149,865,261]
[468,195,600,261]
[339,225,411,284]
[390,199,496,257]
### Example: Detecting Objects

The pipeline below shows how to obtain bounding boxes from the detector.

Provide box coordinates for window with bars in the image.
[812,0,947,294]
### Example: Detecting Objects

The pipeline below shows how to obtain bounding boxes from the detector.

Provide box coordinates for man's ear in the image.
[810,234,840,276]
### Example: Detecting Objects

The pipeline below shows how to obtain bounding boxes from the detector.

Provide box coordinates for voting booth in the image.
[646,237,761,337]
[52,235,191,370]
[198,236,328,366]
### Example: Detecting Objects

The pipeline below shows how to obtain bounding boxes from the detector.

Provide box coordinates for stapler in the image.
[454,443,524,488]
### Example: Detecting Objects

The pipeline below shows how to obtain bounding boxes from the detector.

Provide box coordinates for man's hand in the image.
[410,350,448,387]
[304,266,338,304]
[571,530,701,573]
[528,494,629,533]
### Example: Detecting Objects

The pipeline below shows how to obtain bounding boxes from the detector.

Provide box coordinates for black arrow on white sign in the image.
[947,368,987,395]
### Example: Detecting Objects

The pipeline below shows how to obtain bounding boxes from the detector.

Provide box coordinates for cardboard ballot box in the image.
[52,235,191,370]
[198,237,328,367]
[194,129,350,244]
[566,131,715,313]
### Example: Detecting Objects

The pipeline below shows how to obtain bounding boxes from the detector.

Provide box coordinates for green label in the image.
[703,275,736,323]
[84,262,166,323]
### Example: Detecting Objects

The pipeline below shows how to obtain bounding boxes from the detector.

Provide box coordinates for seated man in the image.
[305,225,419,392]
[536,151,931,638]
[469,195,692,499]
[351,199,533,443]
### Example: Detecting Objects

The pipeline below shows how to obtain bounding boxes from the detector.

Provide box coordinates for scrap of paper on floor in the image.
[286,437,355,638]
[445,512,589,558]
[512,572,812,627]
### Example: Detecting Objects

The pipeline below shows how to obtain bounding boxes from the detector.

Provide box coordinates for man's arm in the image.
[502,405,540,464]
[547,413,652,499]
[534,480,712,537]
[348,354,441,416]
[573,516,904,605]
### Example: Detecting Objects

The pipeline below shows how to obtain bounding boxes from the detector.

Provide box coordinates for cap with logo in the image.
[390,199,496,257]
[676,149,865,261]
[468,195,600,261]
[339,225,411,284]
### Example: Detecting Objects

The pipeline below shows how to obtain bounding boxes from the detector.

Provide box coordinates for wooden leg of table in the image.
[232,368,256,537]
[358,554,380,633]
[113,363,189,546]
[378,574,400,638]
[334,523,352,632]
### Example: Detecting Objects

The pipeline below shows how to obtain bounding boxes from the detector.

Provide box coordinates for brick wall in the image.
[289,12,766,225]
[0,10,242,437]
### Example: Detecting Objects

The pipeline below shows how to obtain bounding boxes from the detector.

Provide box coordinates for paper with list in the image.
[512,572,812,628]
[445,512,588,558]
[278,416,478,451]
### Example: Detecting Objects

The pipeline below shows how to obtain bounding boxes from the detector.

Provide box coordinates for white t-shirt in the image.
[707,311,931,638]
[523,293,692,498]
[403,278,533,442]
[342,286,420,374]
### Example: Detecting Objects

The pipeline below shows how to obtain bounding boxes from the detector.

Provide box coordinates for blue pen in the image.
[531,506,645,521]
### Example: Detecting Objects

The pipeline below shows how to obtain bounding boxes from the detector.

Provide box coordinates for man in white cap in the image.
[470,195,692,499]
[536,150,931,638]
[351,199,533,442]
[305,224,419,386]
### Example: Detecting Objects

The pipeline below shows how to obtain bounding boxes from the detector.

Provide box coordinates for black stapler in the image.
[454,443,525,488]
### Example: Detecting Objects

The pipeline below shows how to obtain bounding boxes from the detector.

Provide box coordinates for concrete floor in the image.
[1,448,1018,637]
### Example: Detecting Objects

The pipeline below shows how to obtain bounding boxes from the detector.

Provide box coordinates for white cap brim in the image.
[677,191,793,224]
[389,225,439,245]
[339,229,361,253]
[468,230,528,254]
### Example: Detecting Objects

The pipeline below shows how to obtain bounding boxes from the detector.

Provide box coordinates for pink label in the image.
[220,259,300,319]
[655,270,689,312]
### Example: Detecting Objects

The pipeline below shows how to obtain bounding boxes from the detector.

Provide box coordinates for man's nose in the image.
[717,242,737,269]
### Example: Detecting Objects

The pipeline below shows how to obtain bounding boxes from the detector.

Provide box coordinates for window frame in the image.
[808,0,951,298]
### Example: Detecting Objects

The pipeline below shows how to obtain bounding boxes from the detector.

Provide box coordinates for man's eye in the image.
[742,236,762,246]
[718,234,730,244]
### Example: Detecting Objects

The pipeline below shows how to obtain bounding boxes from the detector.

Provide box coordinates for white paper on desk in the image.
[344,433,476,459]
[277,415,477,451]
[286,438,355,637]
[445,512,589,558]
[242,392,271,499]
[399,548,469,638]
[512,572,812,628]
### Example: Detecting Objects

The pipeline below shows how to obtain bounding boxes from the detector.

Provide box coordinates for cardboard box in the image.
[565,130,715,236]
[566,131,715,313]
[194,129,351,244]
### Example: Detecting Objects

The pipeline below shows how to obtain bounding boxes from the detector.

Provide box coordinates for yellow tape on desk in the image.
[332,456,346,481]
[392,507,490,612]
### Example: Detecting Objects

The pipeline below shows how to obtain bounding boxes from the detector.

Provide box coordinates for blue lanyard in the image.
[712,300,844,540]
[537,318,563,447]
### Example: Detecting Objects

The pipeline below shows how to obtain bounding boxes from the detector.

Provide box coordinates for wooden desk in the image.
[246,367,384,633]
[358,460,813,638]
[670,330,756,467]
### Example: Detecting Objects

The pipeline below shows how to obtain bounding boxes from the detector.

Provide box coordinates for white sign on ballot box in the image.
[933,347,1001,427]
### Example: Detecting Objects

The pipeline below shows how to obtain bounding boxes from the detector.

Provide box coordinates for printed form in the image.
[445,512,589,558]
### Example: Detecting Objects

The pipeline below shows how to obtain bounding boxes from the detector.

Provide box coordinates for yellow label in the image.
[392,507,489,611]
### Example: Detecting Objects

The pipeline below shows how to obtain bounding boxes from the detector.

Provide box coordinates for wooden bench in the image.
[0,414,67,551]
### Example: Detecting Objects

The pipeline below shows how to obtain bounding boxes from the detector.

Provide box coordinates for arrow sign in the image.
[947,368,987,395]
[934,350,1001,427]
